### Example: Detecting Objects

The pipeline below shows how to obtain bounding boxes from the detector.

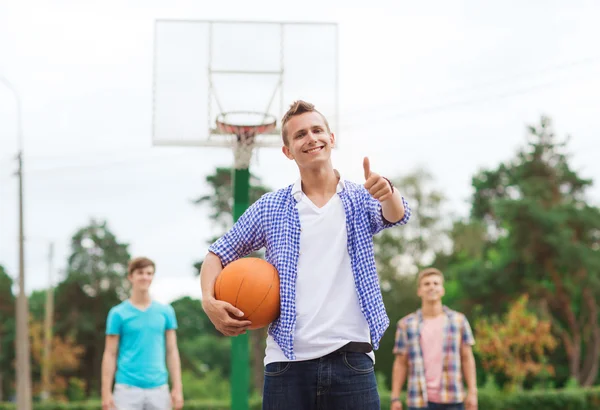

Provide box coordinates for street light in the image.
[0,74,32,410]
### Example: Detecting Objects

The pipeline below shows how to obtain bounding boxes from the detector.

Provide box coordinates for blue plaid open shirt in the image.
[209,179,411,360]
[393,306,475,408]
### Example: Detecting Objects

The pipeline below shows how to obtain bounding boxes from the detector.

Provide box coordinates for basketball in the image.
[214,257,280,330]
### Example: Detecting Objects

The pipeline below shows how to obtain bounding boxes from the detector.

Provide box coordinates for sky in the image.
[1,0,599,304]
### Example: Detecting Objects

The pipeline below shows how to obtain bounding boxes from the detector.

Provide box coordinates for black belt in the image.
[334,341,373,354]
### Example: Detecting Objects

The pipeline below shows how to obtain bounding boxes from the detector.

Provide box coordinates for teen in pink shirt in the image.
[390,268,478,410]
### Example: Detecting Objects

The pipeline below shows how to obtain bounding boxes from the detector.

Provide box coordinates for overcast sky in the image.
[1,0,599,304]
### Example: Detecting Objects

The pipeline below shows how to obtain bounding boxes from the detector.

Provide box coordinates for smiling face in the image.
[417,272,445,303]
[281,111,335,170]
[128,265,155,293]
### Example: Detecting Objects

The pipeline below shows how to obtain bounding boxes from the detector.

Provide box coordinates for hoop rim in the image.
[215,111,277,138]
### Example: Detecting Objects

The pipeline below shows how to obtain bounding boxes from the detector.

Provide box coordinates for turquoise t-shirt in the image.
[106,300,178,388]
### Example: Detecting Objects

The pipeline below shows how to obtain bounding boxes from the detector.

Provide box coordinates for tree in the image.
[466,116,600,386]
[171,297,229,378]
[193,167,272,394]
[30,318,85,401]
[0,265,15,401]
[192,167,271,238]
[28,289,47,323]
[54,219,130,396]
[475,294,558,390]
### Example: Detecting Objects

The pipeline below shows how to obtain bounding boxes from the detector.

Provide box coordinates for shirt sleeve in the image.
[393,319,409,355]
[106,308,122,335]
[461,315,475,346]
[165,305,178,331]
[366,191,411,235]
[208,196,267,266]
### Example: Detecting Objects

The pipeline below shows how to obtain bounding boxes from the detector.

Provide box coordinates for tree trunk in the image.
[580,329,600,386]
[547,262,583,382]
[580,289,600,386]
[250,328,267,396]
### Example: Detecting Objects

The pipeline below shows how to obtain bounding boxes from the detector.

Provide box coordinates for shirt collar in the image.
[292,169,346,202]
[416,305,451,322]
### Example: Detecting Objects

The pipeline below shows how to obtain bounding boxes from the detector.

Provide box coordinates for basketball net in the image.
[233,131,257,170]
[216,112,277,170]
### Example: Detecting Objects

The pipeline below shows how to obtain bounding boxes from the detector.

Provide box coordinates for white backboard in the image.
[152,20,339,149]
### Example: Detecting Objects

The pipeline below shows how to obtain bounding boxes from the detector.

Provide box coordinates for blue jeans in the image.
[409,403,464,410]
[262,351,379,410]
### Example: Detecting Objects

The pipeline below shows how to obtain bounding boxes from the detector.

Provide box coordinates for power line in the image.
[342,68,600,131]
[0,149,211,180]
[340,54,600,121]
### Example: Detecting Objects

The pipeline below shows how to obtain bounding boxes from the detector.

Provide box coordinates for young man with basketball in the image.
[200,100,411,409]
[101,257,184,410]
[391,268,478,410]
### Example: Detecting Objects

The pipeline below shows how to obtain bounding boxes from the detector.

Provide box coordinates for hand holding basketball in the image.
[202,297,252,337]
[363,157,393,202]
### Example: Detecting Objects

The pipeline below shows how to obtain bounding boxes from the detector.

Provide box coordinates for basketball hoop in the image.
[215,111,277,169]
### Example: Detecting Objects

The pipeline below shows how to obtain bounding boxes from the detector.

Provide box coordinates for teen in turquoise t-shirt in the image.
[106,300,177,387]
[101,257,183,410]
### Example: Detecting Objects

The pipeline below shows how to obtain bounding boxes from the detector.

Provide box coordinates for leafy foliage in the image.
[53,219,130,396]
[463,117,600,386]
[475,294,558,390]
[30,319,85,401]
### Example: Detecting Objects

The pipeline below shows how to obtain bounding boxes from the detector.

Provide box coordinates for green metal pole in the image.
[231,167,251,410]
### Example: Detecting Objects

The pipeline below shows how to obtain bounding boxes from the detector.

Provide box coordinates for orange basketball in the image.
[214,257,280,330]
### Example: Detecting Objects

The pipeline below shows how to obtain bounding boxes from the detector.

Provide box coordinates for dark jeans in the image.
[409,403,464,410]
[262,351,379,410]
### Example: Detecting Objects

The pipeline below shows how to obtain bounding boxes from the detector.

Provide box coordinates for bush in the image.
[379,387,600,410]
[182,370,231,401]
[0,387,598,409]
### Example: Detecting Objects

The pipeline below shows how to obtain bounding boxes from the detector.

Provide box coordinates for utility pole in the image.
[41,242,54,401]
[231,166,250,410]
[16,151,32,409]
[2,74,33,410]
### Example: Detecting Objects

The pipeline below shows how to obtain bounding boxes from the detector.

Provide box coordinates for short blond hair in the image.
[417,267,444,286]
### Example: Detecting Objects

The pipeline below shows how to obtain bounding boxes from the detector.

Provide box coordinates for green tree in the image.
[28,289,47,323]
[54,219,130,396]
[462,116,600,386]
[171,296,230,378]
[193,167,271,394]
[30,318,85,401]
[0,265,15,401]
[192,167,271,240]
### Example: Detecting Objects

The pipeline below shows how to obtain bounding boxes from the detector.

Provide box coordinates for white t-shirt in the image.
[264,175,374,365]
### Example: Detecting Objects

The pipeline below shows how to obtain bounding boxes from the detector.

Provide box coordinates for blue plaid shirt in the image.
[209,178,411,360]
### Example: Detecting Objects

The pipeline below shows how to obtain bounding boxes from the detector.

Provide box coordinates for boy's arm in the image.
[101,335,119,400]
[201,196,266,336]
[363,161,411,235]
[381,187,406,223]
[460,315,478,409]
[363,156,407,224]
[391,318,410,406]
[201,252,252,336]
[166,330,184,409]
[461,344,478,409]
[391,353,408,403]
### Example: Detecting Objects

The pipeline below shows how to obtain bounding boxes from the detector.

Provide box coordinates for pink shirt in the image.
[420,315,445,402]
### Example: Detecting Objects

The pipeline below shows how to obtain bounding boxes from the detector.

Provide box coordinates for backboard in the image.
[152,20,339,149]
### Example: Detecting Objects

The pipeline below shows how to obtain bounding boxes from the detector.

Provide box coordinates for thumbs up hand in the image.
[363,157,394,202]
